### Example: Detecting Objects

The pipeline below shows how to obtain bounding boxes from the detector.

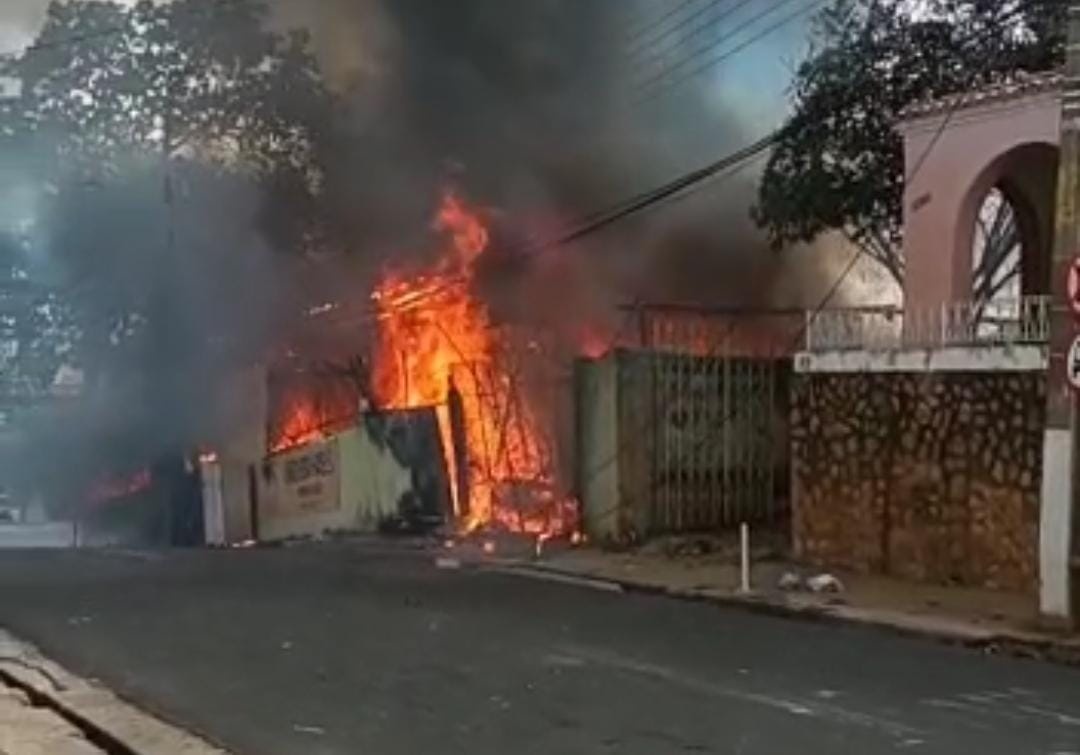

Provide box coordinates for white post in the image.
[200,458,226,547]
[940,302,949,347]
[740,522,751,594]
[1040,430,1073,621]
[1038,2,1080,628]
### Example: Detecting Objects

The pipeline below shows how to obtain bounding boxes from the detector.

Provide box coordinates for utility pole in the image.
[1039,3,1080,627]
[161,79,177,548]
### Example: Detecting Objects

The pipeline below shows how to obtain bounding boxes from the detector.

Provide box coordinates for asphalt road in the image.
[0,545,1078,754]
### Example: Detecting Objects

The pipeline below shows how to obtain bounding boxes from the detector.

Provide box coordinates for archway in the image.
[956,142,1058,331]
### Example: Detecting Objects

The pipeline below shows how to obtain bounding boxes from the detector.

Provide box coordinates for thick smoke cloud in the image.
[5,158,284,508]
[314,0,751,243]
[0,1,857,511]
[3,1,837,316]
[269,0,835,347]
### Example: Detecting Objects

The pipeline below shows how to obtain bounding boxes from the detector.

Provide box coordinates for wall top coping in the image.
[795,345,1048,374]
[899,69,1062,123]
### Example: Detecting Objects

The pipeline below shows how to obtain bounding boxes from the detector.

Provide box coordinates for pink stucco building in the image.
[899,73,1061,313]
[795,72,1071,623]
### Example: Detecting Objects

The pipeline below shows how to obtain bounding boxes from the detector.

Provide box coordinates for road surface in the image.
[0,544,1077,754]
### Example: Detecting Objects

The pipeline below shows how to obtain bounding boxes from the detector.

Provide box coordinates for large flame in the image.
[372,190,576,537]
[269,395,328,454]
[268,365,366,455]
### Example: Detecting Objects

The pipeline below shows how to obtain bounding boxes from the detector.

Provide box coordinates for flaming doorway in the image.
[371,191,578,539]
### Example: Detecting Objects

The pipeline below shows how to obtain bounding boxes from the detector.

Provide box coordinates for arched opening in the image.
[955,142,1058,333]
[971,187,1022,330]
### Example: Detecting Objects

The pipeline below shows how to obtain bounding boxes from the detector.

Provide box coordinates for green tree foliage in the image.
[2,0,333,189]
[0,0,341,489]
[0,233,77,406]
[753,0,1065,285]
[0,0,338,375]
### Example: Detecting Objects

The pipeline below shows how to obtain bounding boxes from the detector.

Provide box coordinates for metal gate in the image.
[651,352,779,531]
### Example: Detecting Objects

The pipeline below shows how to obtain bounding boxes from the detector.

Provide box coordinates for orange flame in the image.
[269,395,329,454]
[578,324,615,359]
[372,190,577,537]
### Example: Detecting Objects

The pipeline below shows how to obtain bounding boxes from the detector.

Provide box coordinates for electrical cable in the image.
[626,0,727,56]
[573,6,1031,530]
[633,0,828,106]
[629,0,756,76]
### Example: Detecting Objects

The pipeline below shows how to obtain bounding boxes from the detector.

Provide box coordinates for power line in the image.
[306,4,1031,330]
[636,0,1033,107]
[629,0,756,74]
[582,146,772,360]
[635,0,803,92]
[550,136,776,248]
[303,136,775,333]
[634,0,823,105]
[625,0,692,39]
[612,144,772,225]
[354,3,799,315]
[574,7,1030,530]
[325,8,1032,537]
[361,134,778,322]
[626,0,720,54]
[627,0,730,58]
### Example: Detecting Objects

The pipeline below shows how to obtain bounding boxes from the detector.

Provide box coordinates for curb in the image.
[0,629,230,755]
[497,562,1080,666]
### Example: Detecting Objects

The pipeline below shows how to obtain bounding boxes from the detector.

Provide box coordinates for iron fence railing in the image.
[805,296,1050,353]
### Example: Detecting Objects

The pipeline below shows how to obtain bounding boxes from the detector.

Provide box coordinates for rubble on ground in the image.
[807,573,845,594]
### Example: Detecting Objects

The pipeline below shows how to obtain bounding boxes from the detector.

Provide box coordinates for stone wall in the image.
[791,371,1044,592]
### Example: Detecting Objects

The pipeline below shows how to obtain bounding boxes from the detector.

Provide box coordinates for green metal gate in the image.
[650,352,779,531]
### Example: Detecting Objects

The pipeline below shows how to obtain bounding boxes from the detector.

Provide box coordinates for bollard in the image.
[740,522,751,594]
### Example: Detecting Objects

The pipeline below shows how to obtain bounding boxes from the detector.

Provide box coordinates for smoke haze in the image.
[0,0,868,511]
[270,0,840,338]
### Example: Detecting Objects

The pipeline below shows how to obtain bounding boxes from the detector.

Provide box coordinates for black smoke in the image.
[0,0,845,515]
[270,0,834,345]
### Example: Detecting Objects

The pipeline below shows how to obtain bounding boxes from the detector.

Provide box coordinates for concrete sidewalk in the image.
[0,683,102,755]
[493,543,1080,662]
[0,628,229,755]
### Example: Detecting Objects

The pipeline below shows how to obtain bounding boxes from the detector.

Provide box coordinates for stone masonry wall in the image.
[791,371,1044,592]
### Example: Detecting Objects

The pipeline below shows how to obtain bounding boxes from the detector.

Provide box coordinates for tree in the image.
[753,0,1065,289]
[2,0,333,190]
[0,0,341,497]
[0,233,77,406]
[0,0,338,355]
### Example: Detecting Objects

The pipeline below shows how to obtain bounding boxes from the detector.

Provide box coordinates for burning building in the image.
[371,190,577,536]
[0,0,844,552]
[265,190,580,542]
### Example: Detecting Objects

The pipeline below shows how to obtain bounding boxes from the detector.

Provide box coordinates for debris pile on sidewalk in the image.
[494,536,1080,663]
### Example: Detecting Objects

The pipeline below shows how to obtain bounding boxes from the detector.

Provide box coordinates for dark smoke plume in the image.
[270,0,837,346]
[0,0,852,513]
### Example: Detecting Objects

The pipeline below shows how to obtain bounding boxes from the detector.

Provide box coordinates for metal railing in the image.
[805,296,1050,353]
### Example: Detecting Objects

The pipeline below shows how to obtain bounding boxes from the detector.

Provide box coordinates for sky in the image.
[0,0,810,130]
[0,0,139,52]
[0,1,882,311]
[622,0,813,128]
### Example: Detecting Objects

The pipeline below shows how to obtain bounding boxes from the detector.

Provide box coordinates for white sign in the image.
[1068,335,1080,391]
[262,439,340,517]
[1068,258,1080,316]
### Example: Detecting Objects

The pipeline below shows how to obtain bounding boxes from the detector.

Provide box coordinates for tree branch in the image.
[844,226,903,285]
